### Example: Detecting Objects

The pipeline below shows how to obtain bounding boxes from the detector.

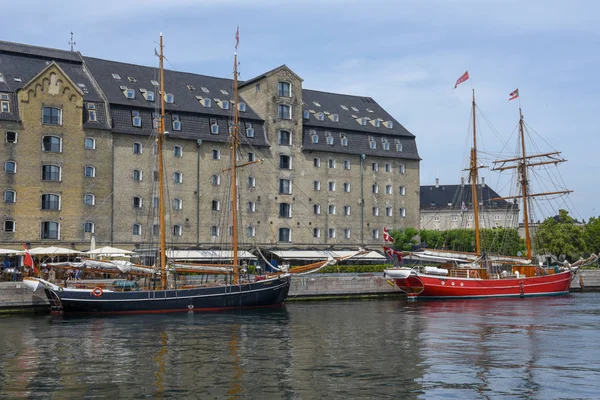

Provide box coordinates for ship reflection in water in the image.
[1,294,600,398]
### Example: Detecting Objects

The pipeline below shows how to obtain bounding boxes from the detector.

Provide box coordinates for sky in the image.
[3,0,599,221]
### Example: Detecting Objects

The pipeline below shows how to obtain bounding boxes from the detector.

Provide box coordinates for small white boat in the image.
[382,268,413,279]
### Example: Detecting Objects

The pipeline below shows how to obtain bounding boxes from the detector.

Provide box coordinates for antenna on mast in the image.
[68,32,76,52]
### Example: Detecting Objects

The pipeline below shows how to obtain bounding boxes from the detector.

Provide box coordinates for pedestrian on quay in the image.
[48,267,56,283]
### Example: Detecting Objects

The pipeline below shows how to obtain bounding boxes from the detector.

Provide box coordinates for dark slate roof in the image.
[83,57,263,120]
[0,42,103,102]
[238,64,303,88]
[420,184,518,210]
[301,89,415,138]
[110,105,269,146]
[302,127,420,160]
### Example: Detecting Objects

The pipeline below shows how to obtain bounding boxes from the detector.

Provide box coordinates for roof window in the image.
[220,89,229,95]
[112,73,121,80]
[86,103,96,110]
[13,77,22,83]
[341,105,348,110]
[187,85,196,91]
[351,106,359,112]
[201,87,209,93]
[313,101,321,107]
[151,80,159,86]
[0,73,4,83]
[128,77,137,83]
[366,108,374,113]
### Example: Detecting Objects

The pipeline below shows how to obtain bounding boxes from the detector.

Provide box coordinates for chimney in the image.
[481,177,486,187]
[435,178,439,188]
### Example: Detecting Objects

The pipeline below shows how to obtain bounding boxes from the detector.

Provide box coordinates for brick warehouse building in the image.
[0,40,420,251]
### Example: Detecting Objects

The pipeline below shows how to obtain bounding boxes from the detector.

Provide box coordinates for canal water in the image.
[1,293,600,399]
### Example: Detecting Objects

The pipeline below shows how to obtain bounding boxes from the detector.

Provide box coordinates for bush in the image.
[318,264,392,273]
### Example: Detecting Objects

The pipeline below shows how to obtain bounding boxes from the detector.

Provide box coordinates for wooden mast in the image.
[518,108,532,259]
[470,89,481,256]
[158,33,167,289]
[231,37,240,284]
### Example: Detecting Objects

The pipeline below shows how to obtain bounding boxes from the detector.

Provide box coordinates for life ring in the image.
[91,287,103,297]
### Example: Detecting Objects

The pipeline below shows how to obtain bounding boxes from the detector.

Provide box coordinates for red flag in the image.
[509,88,519,101]
[383,227,394,243]
[383,246,403,262]
[22,243,36,274]
[235,26,239,50]
[454,71,469,89]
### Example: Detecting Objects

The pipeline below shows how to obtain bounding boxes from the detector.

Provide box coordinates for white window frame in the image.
[85,137,96,150]
[84,166,96,178]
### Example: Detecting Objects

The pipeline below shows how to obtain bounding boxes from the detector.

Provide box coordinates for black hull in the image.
[44,275,291,315]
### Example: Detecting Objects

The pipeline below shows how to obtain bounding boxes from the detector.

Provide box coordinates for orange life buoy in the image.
[91,287,103,297]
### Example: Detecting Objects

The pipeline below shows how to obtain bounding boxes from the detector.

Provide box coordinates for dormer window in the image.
[210,119,219,134]
[201,87,209,93]
[317,112,324,121]
[1,94,10,113]
[383,141,390,151]
[341,136,348,146]
[88,109,97,122]
[128,77,137,83]
[369,137,376,150]
[396,142,403,152]
[331,114,339,122]
[326,135,334,145]
[145,91,155,101]
[202,98,211,107]
[125,88,135,99]
[303,110,310,119]
[385,121,394,129]
[373,119,381,128]
[245,122,255,137]
[238,102,246,112]
[187,85,196,91]
[172,115,181,131]
[359,117,367,126]
[132,110,142,127]
[278,82,291,97]
[164,93,174,103]
[151,80,159,86]
[311,133,319,144]
[219,100,230,110]
[112,73,121,80]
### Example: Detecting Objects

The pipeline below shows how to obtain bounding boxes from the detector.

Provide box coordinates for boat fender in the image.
[57,286,63,292]
[91,287,103,297]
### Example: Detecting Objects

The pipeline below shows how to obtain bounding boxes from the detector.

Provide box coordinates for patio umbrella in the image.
[28,246,81,255]
[86,246,133,256]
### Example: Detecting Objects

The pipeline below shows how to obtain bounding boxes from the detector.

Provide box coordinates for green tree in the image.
[389,227,418,251]
[534,209,586,261]
[585,216,600,254]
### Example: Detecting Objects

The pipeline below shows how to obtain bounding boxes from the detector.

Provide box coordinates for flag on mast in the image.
[383,227,394,243]
[383,246,403,262]
[22,243,36,274]
[454,71,469,89]
[509,88,519,101]
[235,26,239,50]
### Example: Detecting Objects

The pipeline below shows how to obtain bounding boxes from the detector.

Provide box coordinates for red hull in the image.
[394,270,574,300]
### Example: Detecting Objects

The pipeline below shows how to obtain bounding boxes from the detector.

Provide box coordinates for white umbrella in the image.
[28,246,81,255]
[86,246,133,256]
[0,248,21,255]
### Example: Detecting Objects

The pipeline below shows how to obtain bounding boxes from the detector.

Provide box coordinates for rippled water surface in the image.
[1,293,600,399]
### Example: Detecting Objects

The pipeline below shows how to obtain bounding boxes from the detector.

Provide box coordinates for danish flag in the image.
[383,227,394,243]
[383,246,403,262]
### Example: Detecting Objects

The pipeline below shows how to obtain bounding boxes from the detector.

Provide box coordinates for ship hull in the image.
[44,275,291,315]
[394,270,574,300]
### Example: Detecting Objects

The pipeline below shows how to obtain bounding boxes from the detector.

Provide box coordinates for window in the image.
[220,89,229,95]
[386,207,393,217]
[3,190,15,203]
[385,121,394,129]
[278,81,291,97]
[386,185,392,194]
[238,102,247,112]
[400,208,406,218]
[248,202,256,212]
[279,179,292,194]
[220,100,230,110]
[85,137,95,149]
[279,155,292,169]
[332,114,340,122]
[314,181,321,191]
[372,184,379,194]
[328,181,336,192]
[313,157,321,167]
[42,107,61,125]
[84,194,95,206]
[212,149,220,160]
[132,224,142,236]
[42,136,62,153]
[344,229,351,239]
[303,110,310,120]
[279,130,292,146]
[153,197,159,208]
[173,225,183,236]
[173,172,182,183]
[344,160,351,170]
[246,226,256,238]
[360,118,368,126]
[1,100,8,113]
[152,225,159,235]
[399,164,406,174]
[341,136,348,147]
[344,205,351,216]
[313,228,321,238]
[372,162,379,172]
[373,207,379,216]
[125,89,135,99]
[6,131,17,143]
[202,98,211,108]
[383,141,390,151]
[210,120,219,134]
[41,194,60,210]
[372,229,379,239]
[174,146,183,157]
[84,222,95,233]
[246,122,255,137]
[328,159,335,169]
[165,93,174,103]
[85,166,95,178]
[325,135,334,145]
[452,215,459,222]
[328,205,336,215]
[211,226,219,237]
[172,115,181,131]
[88,110,97,122]
[4,220,15,233]
[343,182,351,192]
[133,196,143,208]
[434,216,440,222]
[396,143,403,152]
[132,110,142,127]
[4,161,16,174]
[42,165,61,181]
[279,203,292,218]
[133,142,142,154]
[212,200,221,211]
[248,177,256,188]
[41,221,60,239]
[328,229,336,239]
[494,214,501,221]
[311,133,319,144]
[369,139,376,150]
[153,171,159,181]
[133,169,143,181]
[318,112,325,121]
[278,228,291,242]
[385,163,391,173]
[314,204,321,215]
[399,186,406,196]
[278,104,291,120]
[211,174,221,185]
[248,152,256,162]
[146,91,155,102]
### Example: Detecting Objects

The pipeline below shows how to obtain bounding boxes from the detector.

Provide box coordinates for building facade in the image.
[0,40,420,251]
[420,178,519,231]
